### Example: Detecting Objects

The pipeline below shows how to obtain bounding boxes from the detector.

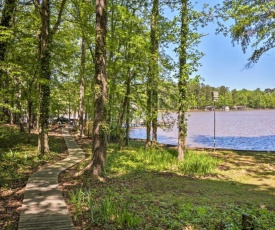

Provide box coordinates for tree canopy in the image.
[218,0,275,66]
[1,0,275,174]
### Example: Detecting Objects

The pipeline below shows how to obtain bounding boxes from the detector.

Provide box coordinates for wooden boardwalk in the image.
[18,128,85,230]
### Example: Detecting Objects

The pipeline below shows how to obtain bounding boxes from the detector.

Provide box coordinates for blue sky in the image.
[165,1,275,91]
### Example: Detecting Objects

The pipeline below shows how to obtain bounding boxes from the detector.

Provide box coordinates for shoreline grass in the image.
[61,138,275,229]
[105,143,220,177]
[1,125,275,229]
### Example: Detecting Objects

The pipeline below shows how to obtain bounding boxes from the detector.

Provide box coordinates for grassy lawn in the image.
[0,125,68,230]
[60,137,275,230]
[1,124,275,229]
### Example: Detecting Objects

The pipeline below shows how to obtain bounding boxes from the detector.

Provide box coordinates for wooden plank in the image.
[18,128,85,230]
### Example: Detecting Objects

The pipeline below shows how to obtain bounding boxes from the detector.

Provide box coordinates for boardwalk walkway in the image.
[18,128,85,230]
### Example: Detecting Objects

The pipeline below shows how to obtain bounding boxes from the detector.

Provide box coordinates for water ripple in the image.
[130,110,275,151]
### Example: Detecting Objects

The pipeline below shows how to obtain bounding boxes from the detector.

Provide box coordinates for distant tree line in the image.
[188,84,275,110]
[159,81,275,110]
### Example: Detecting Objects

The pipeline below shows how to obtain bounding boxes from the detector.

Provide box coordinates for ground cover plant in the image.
[60,136,275,230]
[1,125,275,229]
[0,125,68,230]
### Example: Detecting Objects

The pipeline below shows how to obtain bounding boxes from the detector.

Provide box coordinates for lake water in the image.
[130,110,275,151]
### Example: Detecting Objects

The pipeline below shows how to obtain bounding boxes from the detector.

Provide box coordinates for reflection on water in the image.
[130,110,275,151]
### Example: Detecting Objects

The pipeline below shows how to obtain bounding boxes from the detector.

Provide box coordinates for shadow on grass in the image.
[213,149,275,183]
[61,167,275,229]
[0,126,68,187]
[58,137,275,229]
[91,171,275,209]
[102,142,275,209]
[0,125,66,153]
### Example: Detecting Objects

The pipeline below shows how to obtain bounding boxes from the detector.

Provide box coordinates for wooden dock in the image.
[18,128,85,230]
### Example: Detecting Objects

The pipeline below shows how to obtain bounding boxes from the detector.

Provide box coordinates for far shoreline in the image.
[128,137,275,153]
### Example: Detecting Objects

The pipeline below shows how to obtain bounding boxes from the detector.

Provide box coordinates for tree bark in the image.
[78,36,86,137]
[178,0,188,161]
[146,76,152,146]
[27,74,36,143]
[0,0,17,118]
[125,84,130,146]
[36,0,67,155]
[0,0,17,62]
[10,92,14,125]
[27,100,33,143]
[91,0,107,176]
[151,0,159,144]
[38,0,51,155]
[16,85,25,132]
[118,70,131,149]
[146,0,159,147]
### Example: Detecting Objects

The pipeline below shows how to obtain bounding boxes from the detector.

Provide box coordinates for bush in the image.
[69,188,141,229]
[106,145,219,176]
[179,151,220,176]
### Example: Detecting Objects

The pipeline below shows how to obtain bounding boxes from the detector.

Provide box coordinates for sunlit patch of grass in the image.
[0,125,67,189]
[213,150,275,192]
[62,139,275,229]
[105,142,219,176]
[179,151,220,176]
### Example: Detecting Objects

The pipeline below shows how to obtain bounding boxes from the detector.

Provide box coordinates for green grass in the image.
[0,125,66,189]
[65,140,275,229]
[105,142,219,176]
[0,125,68,230]
[68,180,275,229]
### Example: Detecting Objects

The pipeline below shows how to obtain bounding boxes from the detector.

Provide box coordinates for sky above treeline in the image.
[165,0,275,91]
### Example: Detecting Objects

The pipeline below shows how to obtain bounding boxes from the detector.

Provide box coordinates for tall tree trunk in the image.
[79,36,86,137]
[85,96,90,138]
[107,88,114,142]
[118,70,131,149]
[0,0,17,122]
[27,100,33,143]
[146,0,159,147]
[38,0,51,155]
[16,86,25,132]
[10,92,14,125]
[91,0,107,176]
[106,0,115,142]
[151,0,159,145]
[178,0,188,161]
[35,0,67,155]
[146,77,152,146]
[0,0,16,62]
[27,75,35,143]
[125,84,130,146]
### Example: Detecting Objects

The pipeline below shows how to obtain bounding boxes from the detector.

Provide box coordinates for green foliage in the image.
[161,203,275,229]
[68,186,275,229]
[65,140,275,229]
[186,82,275,109]
[217,0,275,65]
[179,151,219,175]
[105,142,219,176]
[0,125,65,188]
[68,188,87,220]
[68,188,141,228]
[0,27,13,42]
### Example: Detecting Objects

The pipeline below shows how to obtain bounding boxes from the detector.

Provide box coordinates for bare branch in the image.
[88,44,95,64]
[51,0,67,35]
[19,0,33,6]
[32,0,41,15]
